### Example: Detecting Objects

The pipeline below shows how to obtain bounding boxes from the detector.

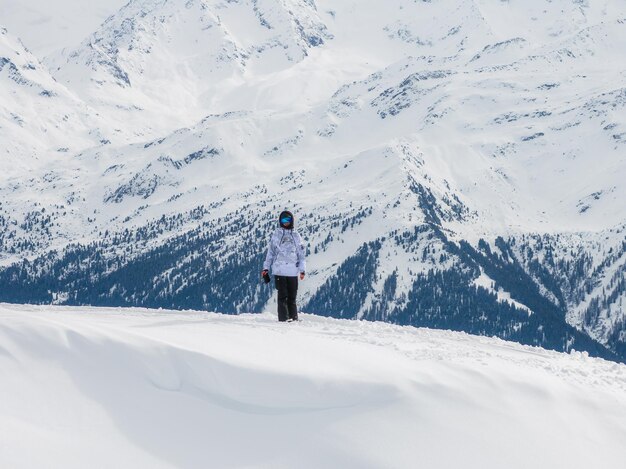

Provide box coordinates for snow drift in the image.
[1,304,625,469]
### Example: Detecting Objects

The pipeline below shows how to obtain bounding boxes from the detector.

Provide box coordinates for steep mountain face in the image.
[0,27,106,177]
[45,0,332,140]
[0,0,625,361]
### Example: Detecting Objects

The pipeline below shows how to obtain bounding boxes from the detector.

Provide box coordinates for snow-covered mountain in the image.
[0,0,625,361]
[2,304,626,469]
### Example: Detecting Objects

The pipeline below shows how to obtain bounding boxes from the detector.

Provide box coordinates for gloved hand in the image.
[261,269,271,284]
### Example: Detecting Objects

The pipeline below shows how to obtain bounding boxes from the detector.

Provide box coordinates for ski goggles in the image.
[280,217,293,225]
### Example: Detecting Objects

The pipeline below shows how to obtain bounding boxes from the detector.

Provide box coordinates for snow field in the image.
[1,304,626,469]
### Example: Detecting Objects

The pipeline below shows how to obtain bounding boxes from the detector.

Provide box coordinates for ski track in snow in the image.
[1,304,626,469]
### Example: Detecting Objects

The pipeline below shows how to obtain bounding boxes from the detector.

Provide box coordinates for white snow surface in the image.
[1,303,626,469]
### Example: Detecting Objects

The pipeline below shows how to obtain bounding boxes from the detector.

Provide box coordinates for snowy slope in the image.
[1,304,626,469]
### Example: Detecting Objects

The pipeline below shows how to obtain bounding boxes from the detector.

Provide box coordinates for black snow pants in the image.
[275,275,298,321]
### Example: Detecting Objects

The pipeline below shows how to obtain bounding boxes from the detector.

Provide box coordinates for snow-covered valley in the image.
[0,0,625,360]
[1,304,626,469]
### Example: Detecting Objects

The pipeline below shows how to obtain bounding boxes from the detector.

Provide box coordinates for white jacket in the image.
[263,227,306,277]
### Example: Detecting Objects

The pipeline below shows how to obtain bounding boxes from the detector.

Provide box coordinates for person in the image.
[261,210,306,322]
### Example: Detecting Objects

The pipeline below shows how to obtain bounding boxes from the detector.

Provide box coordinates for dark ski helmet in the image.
[279,210,294,229]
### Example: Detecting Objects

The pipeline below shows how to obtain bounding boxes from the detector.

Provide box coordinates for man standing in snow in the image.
[261,210,306,322]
